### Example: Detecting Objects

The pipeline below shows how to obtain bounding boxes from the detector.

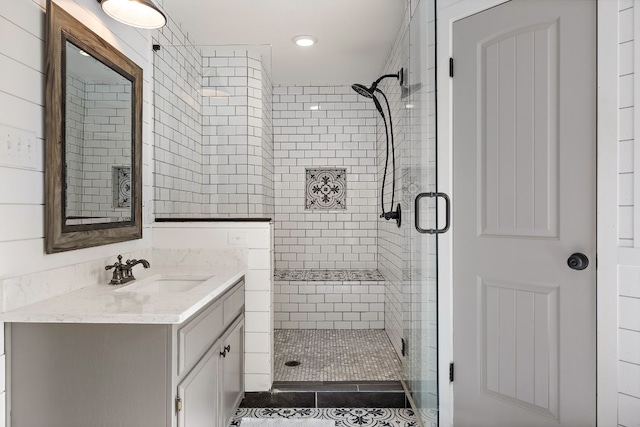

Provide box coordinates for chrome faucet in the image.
[105,255,150,285]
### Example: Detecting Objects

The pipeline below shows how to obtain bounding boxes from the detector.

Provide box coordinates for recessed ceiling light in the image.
[293,35,317,47]
[309,105,320,111]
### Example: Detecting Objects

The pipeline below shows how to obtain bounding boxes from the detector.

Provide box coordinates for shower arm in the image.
[370,70,404,92]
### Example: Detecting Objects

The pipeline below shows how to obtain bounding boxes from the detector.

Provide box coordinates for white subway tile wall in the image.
[618,1,640,424]
[201,48,274,217]
[274,277,385,330]
[377,7,410,358]
[260,59,275,217]
[153,40,274,218]
[273,84,379,270]
[152,25,205,217]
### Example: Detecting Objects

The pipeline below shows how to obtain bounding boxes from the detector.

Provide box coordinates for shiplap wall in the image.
[618,1,640,425]
[0,0,154,280]
[0,0,155,425]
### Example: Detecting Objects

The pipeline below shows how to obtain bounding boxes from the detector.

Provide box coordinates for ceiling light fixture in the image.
[292,35,317,47]
[98,0,167,29]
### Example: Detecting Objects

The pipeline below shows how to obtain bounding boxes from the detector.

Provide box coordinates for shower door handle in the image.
[415,192,450,234]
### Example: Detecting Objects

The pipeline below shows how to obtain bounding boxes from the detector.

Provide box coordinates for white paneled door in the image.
[452,1,596,426]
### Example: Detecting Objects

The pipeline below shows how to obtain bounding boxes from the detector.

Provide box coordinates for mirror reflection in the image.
[64,41,133,226]
[45,0,141,253]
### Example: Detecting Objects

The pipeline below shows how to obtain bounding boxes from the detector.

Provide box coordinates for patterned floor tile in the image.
[231,408,417,427]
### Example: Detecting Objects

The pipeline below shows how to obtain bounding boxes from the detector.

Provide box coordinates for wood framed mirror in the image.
[45,0,142,253]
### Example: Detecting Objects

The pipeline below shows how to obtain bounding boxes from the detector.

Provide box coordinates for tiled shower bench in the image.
[274,269,386,330]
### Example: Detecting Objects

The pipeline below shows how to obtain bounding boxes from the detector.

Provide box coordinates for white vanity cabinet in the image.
[7,278,245,427]
[178,317,244,427]
[218,318,244,427]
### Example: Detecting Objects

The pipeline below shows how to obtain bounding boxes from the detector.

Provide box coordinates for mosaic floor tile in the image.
[275,330,402,382]
[305,169,347,210]
[231,408,418,427]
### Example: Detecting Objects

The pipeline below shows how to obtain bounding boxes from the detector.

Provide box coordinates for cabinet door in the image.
[220,318,244,427]
[177,341,221,427]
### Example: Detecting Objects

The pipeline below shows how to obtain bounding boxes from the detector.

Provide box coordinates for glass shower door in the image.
[403,0,439,425]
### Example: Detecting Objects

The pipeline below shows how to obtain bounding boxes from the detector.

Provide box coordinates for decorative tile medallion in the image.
[231,408,421,427]
[113,166,131,208]
[305,169,346,210]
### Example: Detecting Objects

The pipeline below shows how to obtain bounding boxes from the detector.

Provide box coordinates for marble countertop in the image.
[0,266,246,324]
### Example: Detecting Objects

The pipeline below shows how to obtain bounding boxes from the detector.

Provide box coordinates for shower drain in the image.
[284,360,301,367]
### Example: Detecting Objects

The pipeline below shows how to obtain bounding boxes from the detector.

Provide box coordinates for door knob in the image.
[567,253,589,270]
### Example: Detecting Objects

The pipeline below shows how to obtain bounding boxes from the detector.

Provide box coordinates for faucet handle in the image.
[105,255,124,271]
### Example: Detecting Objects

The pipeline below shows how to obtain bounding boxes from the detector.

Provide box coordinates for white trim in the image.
[596,1,619,424]
[438,0,619,425]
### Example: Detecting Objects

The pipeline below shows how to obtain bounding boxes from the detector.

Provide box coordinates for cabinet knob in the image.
[225,345,231,353]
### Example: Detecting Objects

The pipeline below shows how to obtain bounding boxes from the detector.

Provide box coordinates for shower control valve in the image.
[381,204,402,228]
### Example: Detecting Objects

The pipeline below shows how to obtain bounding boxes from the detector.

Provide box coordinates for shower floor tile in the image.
[274,330,402,382]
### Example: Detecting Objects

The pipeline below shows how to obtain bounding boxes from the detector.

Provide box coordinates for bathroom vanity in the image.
[2,268,245,427]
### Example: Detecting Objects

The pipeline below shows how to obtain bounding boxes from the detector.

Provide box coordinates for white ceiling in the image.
[159,0,406,86]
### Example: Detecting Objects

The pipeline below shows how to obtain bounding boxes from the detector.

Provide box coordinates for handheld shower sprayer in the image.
[351,83,384,115]
[351,68,404,228]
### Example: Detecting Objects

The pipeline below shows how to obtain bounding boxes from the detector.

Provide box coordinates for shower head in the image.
[352,83,384,115]
[351,83,373,99]
[352,68,404,114]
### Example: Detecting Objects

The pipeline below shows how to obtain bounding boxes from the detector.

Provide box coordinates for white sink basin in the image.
[116,275,211,293]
